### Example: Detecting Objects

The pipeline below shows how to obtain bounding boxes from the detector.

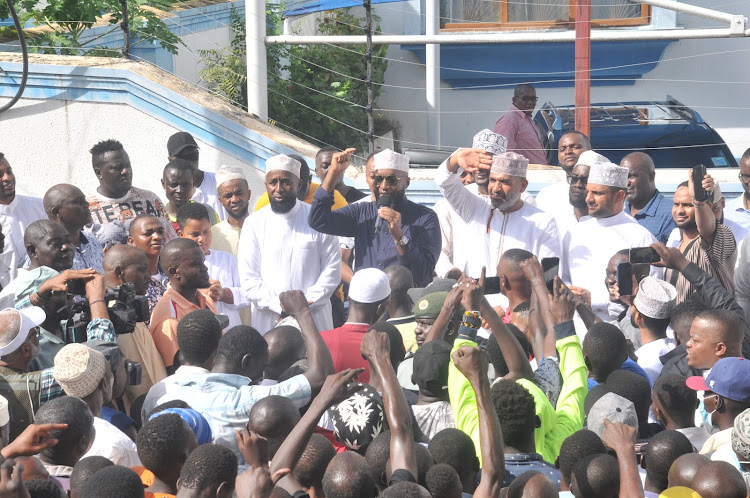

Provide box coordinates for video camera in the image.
[63,282,150,343]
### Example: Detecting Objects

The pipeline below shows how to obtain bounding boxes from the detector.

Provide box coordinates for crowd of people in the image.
[1,86,750,497]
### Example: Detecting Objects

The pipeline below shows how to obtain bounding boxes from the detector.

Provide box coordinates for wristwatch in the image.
[395,235,410,247]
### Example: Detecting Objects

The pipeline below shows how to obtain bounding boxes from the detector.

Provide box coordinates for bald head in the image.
[668,453,709,488]
[160,238,202,271]
[498,249,533,299]
[571,454,619,498]
[384,265,414,299]
[508,471,558,498]
[323,452,377,498]
[23,219,66,249]
[690,461,746,498]
[102,244,147,273]
[43,184,84,215]
[248,396,300,458]
[621,152,655,173]
[128,215,161,237]
[264,326,305,380]
[622,152,656,207]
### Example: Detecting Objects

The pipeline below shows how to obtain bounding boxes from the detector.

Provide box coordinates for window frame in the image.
[441,1,650,32]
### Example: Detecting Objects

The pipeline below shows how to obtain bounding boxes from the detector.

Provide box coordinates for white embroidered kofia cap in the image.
[472,129,508,156]
[373,149,409,173]
[265,154,302,179]
[490,152,529,178]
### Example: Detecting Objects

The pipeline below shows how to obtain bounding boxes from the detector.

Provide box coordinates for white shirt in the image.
[192,171,228,222]
[239,200,341,335]
[141,365,210,421]
[563,210,657,320]
[83,417,141,467]
[677,425,711,453]
[205,249,248,330]
[435,162,562,278]
[635,337,675,385]
[535,181,569,214]
[0,195,46,287]
[725,217,749,247]
[724,194,750,236]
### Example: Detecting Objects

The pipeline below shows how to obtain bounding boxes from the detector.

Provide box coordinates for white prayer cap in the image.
[634,276,677,319]
[490,152,529,178]
[472,129,508,156]
[588,162,629,188]
[266,154,301,179]
[349,268,391,304]
[373,149,409,174]
[575,150,610,167]
[215,165,247,187]
[0,306,45,357]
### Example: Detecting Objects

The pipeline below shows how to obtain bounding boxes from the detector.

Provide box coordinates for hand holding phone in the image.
[692,164,708,202]
[629,247,660,264]
[541,257,560,293]
[616,262,633,296]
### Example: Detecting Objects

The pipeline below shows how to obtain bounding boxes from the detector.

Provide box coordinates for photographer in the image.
[102,245,167,410]
[0,220,115,370]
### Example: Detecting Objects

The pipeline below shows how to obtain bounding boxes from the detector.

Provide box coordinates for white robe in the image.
[239,200,341,335]
[535,181,581,238]
[563,210,657,320]
[0,195,46,287]
[205,249,248,330]
[435,162,562,278]
[192,171,228,222]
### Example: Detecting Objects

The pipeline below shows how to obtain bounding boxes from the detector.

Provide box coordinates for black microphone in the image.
[374,194,393,234]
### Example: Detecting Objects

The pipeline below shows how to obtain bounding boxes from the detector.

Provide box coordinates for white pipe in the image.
[633,0,740,25]
[425,0,440,147]
[266,27,745,45]
[246,0,268,120]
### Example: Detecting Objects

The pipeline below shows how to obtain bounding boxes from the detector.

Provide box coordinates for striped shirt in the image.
[666,223,737,304]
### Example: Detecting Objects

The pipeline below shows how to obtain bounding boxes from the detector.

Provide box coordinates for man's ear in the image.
[93,167,102,180]
[216,481,232,498]
[520,178,529,193]
[716,341,727,357]
[583,355,592,372]
[175,477,182,492]
[473,456,480,472]
[640,453,647,470]
[535,415,541,429]
[241,353,252,370]
[25,243,36,262]
[554,455,560,469]
[177,229,185,238]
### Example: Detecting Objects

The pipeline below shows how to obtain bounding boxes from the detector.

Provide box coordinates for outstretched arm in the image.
[361,328,418,482]
[452,345,504,498]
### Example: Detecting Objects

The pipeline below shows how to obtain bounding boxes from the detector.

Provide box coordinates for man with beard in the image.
[309,148,440,287]
[664,173,736,303]
[240,154,341,334]
[435,148,561,278]
[150,238,218,370]
[210,165,250,256]
[0,153,46,287]
[535,131,591,215]
[622,152,675,244]
[43,184,104,273]
[563,159,657,321]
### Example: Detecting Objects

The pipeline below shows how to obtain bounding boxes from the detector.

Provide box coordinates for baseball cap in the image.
[585,392,639,439]
[413,292,448,320]
[167,132,199,157]
[411,340,452,395]
[686,357,750,403]
[0,306,46,357]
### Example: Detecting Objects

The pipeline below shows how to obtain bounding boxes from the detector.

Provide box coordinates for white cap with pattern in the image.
[574,150,610,167]
[373,149,409,173]
[215,165,247,186]
[634,276,677,319]
[490,152,529,178]
[472,129,508,156]
[266,154,301,179]
[588,162,629,188]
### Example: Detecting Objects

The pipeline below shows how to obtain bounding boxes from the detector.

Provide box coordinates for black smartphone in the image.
[483,276,501,295]
[692,164,708,202]
[67,278,87,296]
[541,257,560,293]
[617,262,633,296]
[629,247,660,264]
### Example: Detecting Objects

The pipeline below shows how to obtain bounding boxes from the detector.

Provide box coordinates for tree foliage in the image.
[0,0,182,55]
[198,5,388,151]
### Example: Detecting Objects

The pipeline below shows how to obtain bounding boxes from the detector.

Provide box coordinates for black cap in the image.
[167,132,199,156]
[412,341,452,395]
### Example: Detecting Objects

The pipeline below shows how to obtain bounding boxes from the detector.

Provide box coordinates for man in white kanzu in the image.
[435,148,562,279]
[239,154,341,335]
[563,158,657,321]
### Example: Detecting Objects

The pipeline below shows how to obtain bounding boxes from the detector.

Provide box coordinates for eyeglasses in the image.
[739,174,750,183]
[567,175,588,185]
[374,175,403,187]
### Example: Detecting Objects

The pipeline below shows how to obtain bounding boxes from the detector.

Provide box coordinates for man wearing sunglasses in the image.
[492,84,548,166]
[309,148,441,288]
[535,131,591,217]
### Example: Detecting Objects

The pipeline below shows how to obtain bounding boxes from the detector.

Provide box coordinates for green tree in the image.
[0,0,182,55]
[199,5,388,151]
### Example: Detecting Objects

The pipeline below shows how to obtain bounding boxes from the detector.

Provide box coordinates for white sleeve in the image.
[435,155,486,223]
[305,233,342,307]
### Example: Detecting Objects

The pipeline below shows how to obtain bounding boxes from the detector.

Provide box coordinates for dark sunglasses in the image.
[567,175,588,185]
[374,175,403,187]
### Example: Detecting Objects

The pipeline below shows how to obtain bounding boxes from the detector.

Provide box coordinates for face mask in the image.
[699,398,720,431]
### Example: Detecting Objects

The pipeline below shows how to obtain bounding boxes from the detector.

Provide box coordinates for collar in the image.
[0,196,18,215]
[41,462,74,477]
[164,286,212,312]
[509,104,532,119]
[504,452,545,462]
[174,365,210,376]
[591,210,628,227]
[176,371,252,388]
[626,190,663,217]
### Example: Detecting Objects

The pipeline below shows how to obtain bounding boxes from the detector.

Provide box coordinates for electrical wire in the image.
[0,0,28,114]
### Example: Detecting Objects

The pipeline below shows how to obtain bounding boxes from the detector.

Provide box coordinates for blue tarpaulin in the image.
[284,0,406,17]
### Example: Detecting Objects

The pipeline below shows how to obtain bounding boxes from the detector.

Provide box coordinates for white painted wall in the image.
[0,97,267,205]
[359,0,750,157]
[173,27,237,88]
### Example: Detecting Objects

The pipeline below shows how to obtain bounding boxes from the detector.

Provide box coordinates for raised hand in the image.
[235,466,290,498]
[548,278,576,324]
[279,290,310,318]
[519,256,544,284]
[234,428,269,469]
[360,328,390,363]
[1,423,67,459]
[458,267,485,312]
[650,242,689,272]
[449,148,493,174]
[330,148,356,176]
[316,368,365,408]
[451,344,489,385]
